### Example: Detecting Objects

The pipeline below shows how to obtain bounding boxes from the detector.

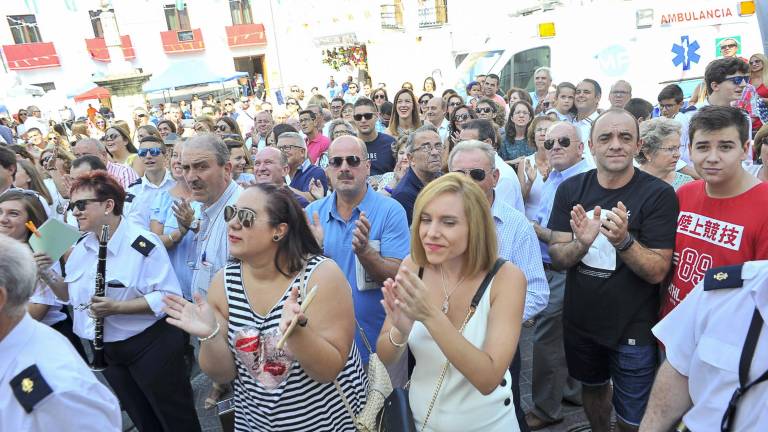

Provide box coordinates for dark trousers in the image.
[510,348,531,432]
[104,320,201,432]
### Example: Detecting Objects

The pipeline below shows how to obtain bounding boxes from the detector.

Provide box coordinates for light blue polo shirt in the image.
[306,185,410,363]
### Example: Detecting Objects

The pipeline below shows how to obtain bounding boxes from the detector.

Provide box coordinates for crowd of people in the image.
[1,39,767,432]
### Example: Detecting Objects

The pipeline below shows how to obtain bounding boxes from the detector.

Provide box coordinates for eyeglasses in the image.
[720,43,737,50]
[138,147,164,157]
[216,125,229,131]
[415,143,444,153]
[544,137,572,150]
[328,155,362,168]
[224,205,257,228]
[452,168,486,181]
[723,75,750,85]
[373,94,386,100]
[657,146,681,154]
[476,107,494,114]
[105,134,119,140]
[353,113,375,121]
[660,103,679,110]
[455,114,469,121]
[67,198,103,212]
[448,102,462,107]
[277,145,303,152]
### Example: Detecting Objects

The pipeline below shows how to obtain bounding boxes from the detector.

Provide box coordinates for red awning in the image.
[2,42,60,70]
[226,23,267,48]
[73,86,111,103]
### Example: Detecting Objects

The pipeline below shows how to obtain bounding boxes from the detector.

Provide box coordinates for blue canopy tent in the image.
[142,59,248,93]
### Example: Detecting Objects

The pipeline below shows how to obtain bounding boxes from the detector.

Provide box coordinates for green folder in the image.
[29,219,81,262]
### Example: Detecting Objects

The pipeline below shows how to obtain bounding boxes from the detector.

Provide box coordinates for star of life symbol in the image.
[672,35,700,71]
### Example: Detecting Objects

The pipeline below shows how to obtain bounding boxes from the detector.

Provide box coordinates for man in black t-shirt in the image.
[353,98,395,177]
[547,109,678,432]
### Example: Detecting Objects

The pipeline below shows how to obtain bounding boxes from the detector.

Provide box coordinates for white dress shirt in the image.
[494,154,526,215]
[0,314,121,431]
[63,218,182,342]
[124,171,176,229]
[653,260,768,432]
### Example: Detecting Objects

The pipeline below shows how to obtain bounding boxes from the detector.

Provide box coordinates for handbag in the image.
[337,258,506,432]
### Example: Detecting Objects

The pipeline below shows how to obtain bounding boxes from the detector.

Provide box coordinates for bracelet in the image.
[383,186,394,194]
[388,327,407,348]
[167,231,177,243]
[199,322,220,342]
[616,233,635,252]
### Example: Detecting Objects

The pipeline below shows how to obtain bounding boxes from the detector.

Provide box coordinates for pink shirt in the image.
[306,134,330,164]
[107,162,139,190]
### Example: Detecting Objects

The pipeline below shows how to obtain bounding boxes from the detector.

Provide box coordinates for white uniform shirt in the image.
[653,260,768,432]
[0,314,121,431]
[29,261,66,326]
[124,171,176,229]
[63,218,182,342]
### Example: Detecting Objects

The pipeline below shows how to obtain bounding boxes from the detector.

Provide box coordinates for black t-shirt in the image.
[548,169,678,346]
[366,133,396,176]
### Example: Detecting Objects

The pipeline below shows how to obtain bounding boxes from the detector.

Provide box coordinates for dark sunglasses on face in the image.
[455,114,469,121]
[476,107,494,114]
[723,75,749,85]
[328,155,362,168]
[353,113,375,121]
[216,125,228,131]
[68,198,103,212]
[224,205,257,228]
[448,102,462,107]
[544,137,572,150]
[138,147,164,157]
[373,94,386,100]
[452,168,486,181]
[720,43,737,50]
[105,134,119,140]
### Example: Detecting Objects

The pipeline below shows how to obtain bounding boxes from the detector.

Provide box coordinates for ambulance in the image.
[450,0,765,102]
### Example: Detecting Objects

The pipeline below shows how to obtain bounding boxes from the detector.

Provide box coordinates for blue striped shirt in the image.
[492,194,549,321]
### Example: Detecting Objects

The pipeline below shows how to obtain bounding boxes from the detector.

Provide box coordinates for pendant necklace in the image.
[440,265,467,314]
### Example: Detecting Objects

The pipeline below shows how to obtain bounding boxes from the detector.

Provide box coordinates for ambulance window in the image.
[499,46,551,92]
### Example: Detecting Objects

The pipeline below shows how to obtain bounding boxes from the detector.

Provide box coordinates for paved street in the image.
[122,326,591,431]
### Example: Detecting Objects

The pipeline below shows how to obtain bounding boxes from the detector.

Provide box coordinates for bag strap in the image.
[420,258,506,431]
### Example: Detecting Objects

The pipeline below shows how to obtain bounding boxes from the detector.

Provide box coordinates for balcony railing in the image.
[2,42,60,70]
[380,4,404,30]
[418,1,448,28]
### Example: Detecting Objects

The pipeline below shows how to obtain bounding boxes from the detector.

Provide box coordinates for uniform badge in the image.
[125,193,136,203]
[11,365,52,413]
[704,264,744,291]
[131,235,156,256]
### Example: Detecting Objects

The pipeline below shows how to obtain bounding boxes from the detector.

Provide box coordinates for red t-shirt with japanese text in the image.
[661,180,768,319]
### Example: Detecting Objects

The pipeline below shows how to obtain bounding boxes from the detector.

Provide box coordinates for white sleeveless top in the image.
[408,277,520,432]
[523,153,545,221]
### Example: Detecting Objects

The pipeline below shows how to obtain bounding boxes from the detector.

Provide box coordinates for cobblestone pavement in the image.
[122,326,591,432]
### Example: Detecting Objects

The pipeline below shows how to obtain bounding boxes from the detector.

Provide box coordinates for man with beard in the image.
[306,135,409,366]
[391,124,444,224]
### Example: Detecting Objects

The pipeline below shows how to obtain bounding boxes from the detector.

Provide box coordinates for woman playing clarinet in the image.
[36,171,201,432]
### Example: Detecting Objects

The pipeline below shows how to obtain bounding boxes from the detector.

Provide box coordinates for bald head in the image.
[609,80,632,108]
[73,138,109,164]
[253,146,288,185]
[329,135,368,160]
[546,122,584,171]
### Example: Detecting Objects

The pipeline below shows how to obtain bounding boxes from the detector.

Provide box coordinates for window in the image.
[89,9,115,38]
[7,15,42,44]
[418,0,448,28]
[452,50,504,97]
[33,82,55,92]
[380,0,404,30]
[164,4,191,31]
[499,46,551,93]
[229,0,253,25]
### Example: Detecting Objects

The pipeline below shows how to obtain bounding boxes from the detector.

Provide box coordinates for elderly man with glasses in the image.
[391,124,444,225]
[279,131,328,202]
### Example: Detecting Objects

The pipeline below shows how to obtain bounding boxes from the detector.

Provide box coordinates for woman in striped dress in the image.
[163,183,367,431]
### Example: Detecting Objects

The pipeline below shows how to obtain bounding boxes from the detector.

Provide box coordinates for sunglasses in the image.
[138,147,164,157]
[455,114,469,121]
[224,205,257,228]
[448,102,462,107]
[720,43,737,50]
[373,94,386,100]
[328,155,362,168]
[452,168,486,181]
[105,134,120,140]
[544,137,572,150]
[353,113,375,121]
[216,125,228,131]
[723,75,750,85]
[476,107,494,114]
[67,198,103,212]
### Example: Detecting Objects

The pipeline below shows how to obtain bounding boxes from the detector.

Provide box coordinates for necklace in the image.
[440,265,467,314]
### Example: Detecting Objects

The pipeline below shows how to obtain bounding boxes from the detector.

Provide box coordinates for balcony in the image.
[380,4,404,30]
[160,28,205,54]
[85,36,136,62]
[225,23,267,48]
[418,0,448,28]
[2,42,60,70]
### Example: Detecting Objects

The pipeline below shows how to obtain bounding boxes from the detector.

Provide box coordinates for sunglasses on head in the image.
[138,147,164,157]
[224,205,257,228]
[723,75,750,85]
[67,198,103,212]
[353,113,375,121]
[544,137,572,150]
[328,155,362,168]
[452,168,486,181]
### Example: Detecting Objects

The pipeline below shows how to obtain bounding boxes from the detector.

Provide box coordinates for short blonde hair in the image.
[411,173,497,276]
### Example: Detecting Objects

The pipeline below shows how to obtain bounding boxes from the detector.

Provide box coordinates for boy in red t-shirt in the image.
[661,105,768,318]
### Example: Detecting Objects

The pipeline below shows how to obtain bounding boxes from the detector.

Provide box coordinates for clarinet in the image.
[90,224,110,372]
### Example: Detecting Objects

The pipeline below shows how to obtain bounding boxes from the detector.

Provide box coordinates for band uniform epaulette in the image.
[131,235,156,257]
[703,264,744,291]
[127,178,142,188]
[10,365,53,414]
[125,193,136,203]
